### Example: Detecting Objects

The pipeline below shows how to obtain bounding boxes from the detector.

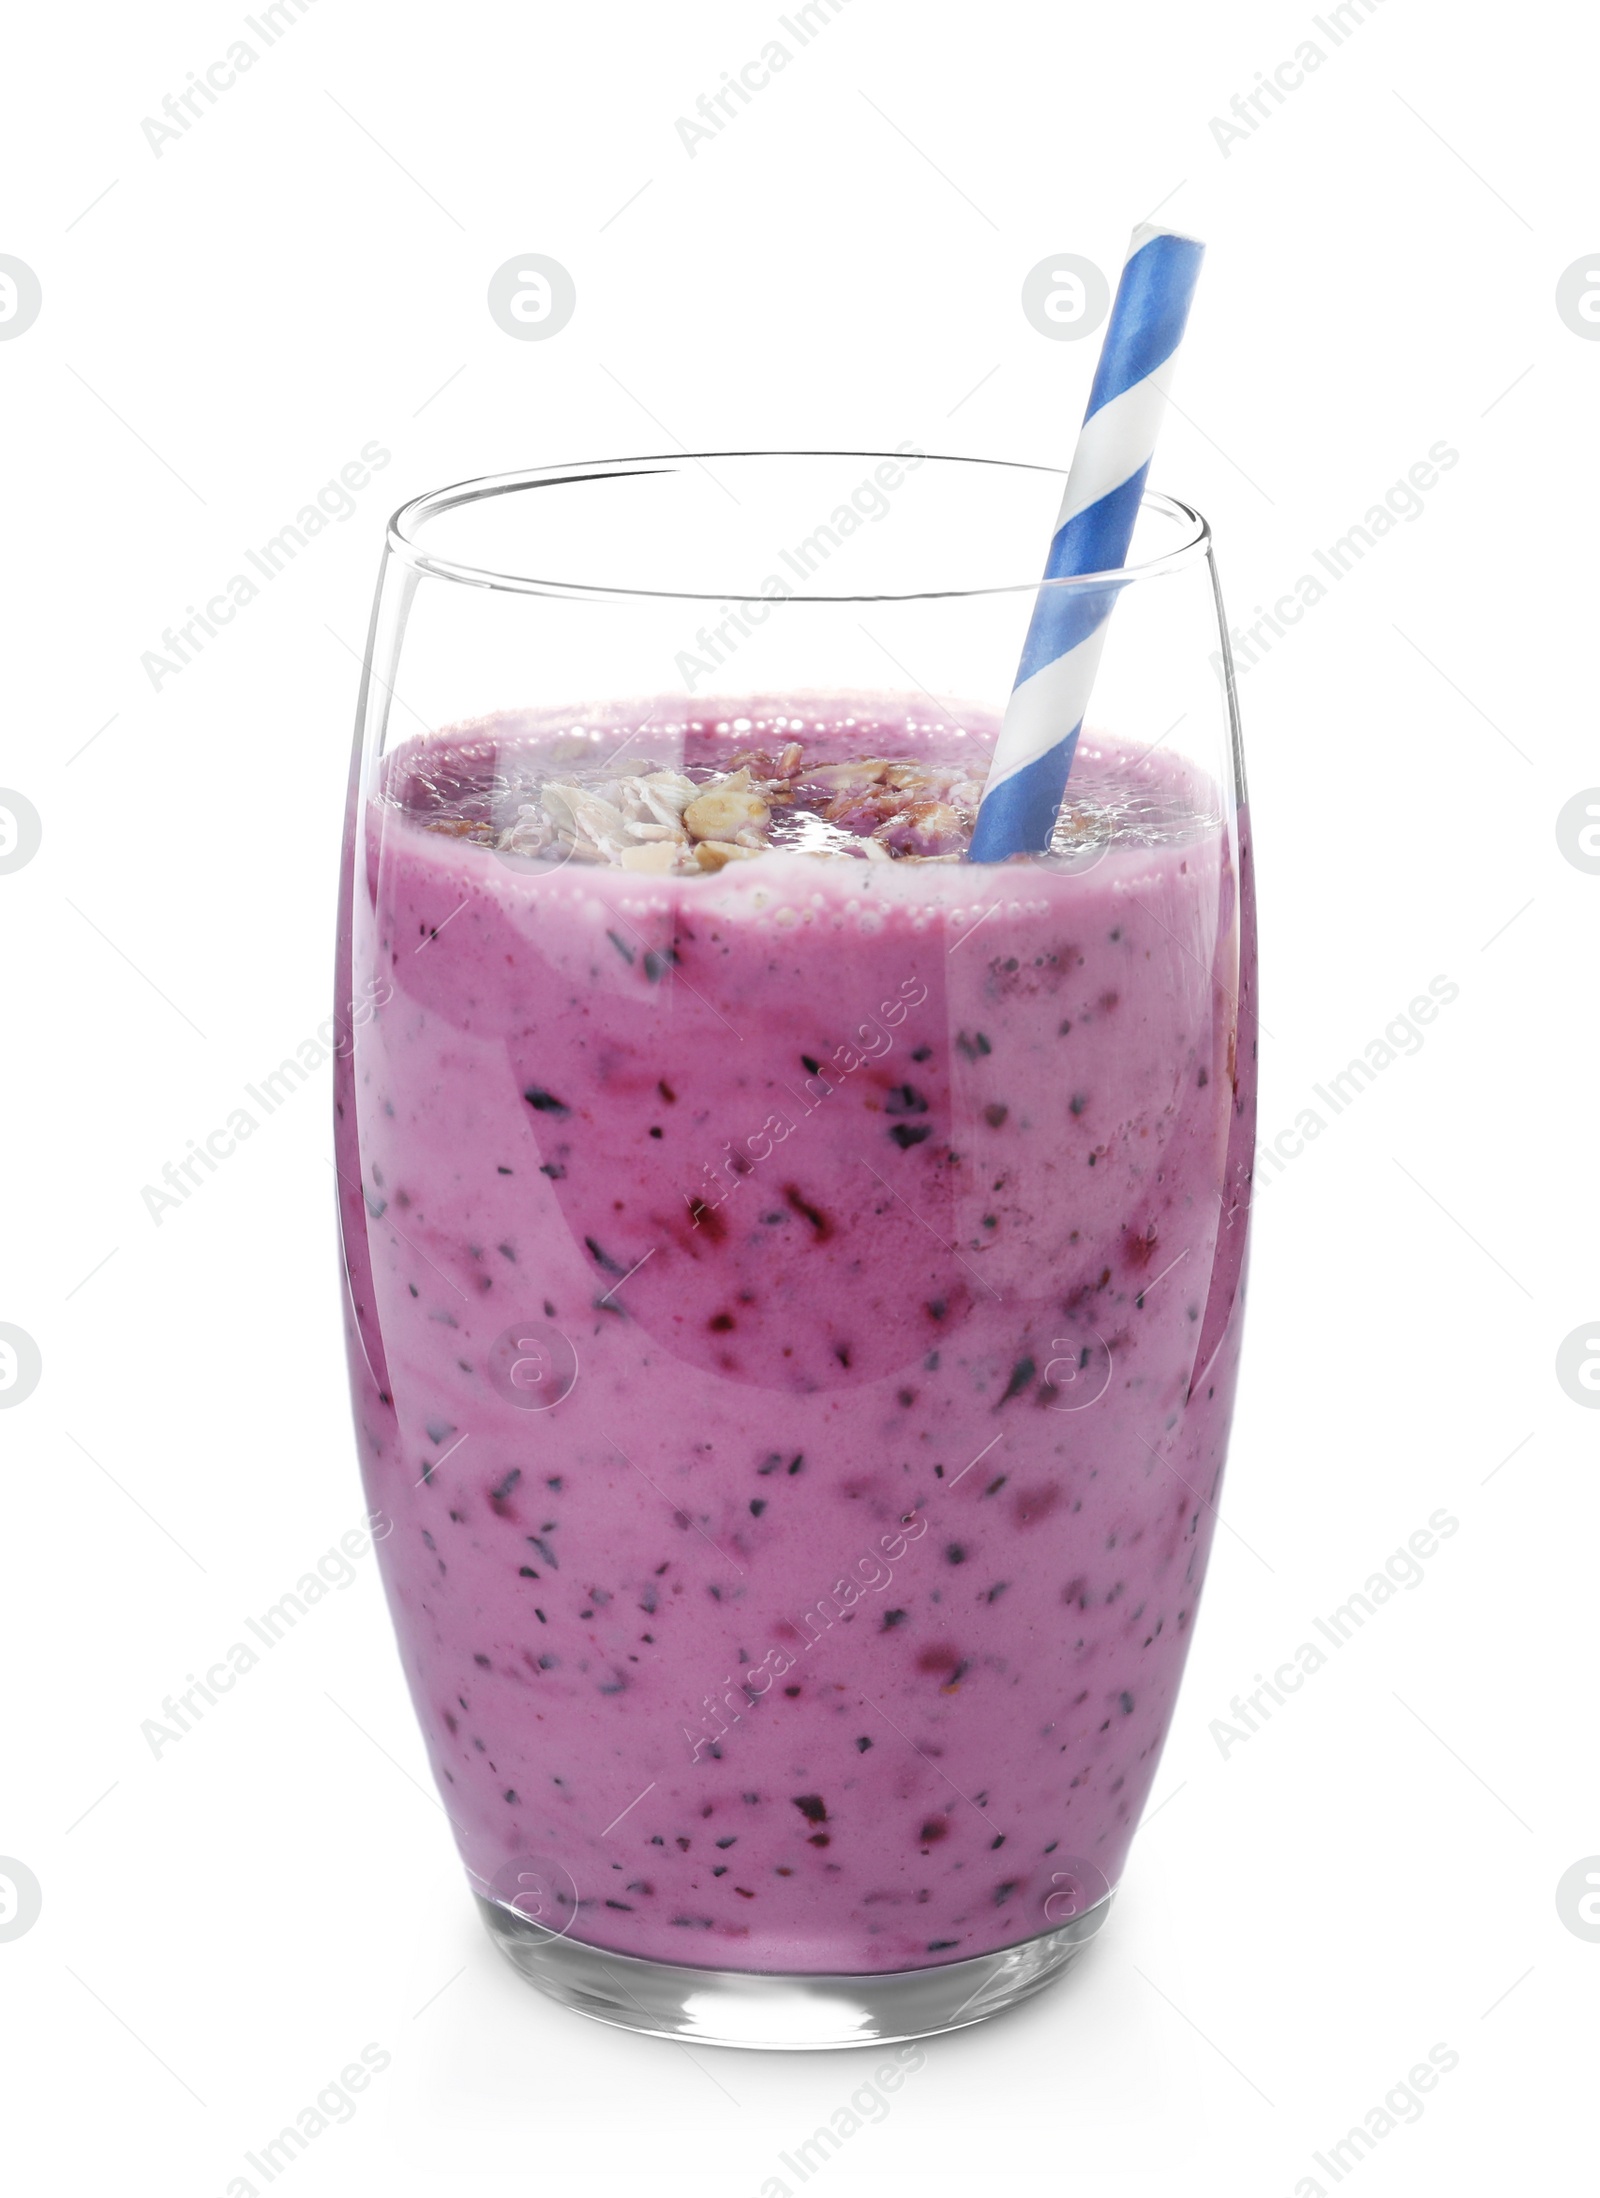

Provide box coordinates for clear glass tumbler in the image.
[333,452,1256,2049]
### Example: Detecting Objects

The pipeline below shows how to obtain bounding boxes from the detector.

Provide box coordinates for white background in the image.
[1,1,1594,2191]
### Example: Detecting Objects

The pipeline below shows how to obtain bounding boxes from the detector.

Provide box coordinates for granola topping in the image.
[407,720,1211,872]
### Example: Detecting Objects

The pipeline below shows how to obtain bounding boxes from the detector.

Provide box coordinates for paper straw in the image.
[967,224,1205,863]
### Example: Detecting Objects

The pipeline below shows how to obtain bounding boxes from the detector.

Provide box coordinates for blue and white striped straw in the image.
[968,224,1205,863]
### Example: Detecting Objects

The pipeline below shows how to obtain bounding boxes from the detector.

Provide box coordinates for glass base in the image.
[475,1893,1112,2050]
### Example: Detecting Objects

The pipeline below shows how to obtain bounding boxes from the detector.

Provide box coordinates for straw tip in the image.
[1128,220,1207,256]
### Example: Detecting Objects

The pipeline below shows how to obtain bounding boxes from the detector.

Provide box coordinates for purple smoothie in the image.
[334,695,1255,1973]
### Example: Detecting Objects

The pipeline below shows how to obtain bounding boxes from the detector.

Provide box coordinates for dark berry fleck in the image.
[885,1084,928,1116]
[783,1185,832,1239]
[999,1356,1037,1405]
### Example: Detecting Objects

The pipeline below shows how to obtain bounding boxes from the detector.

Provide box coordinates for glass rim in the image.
[386,452,1212,605]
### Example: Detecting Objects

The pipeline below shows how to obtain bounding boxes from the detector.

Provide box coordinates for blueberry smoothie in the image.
[334,695,1255,1974]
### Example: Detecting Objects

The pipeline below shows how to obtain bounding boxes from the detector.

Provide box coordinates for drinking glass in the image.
[333,452,1256,2048]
